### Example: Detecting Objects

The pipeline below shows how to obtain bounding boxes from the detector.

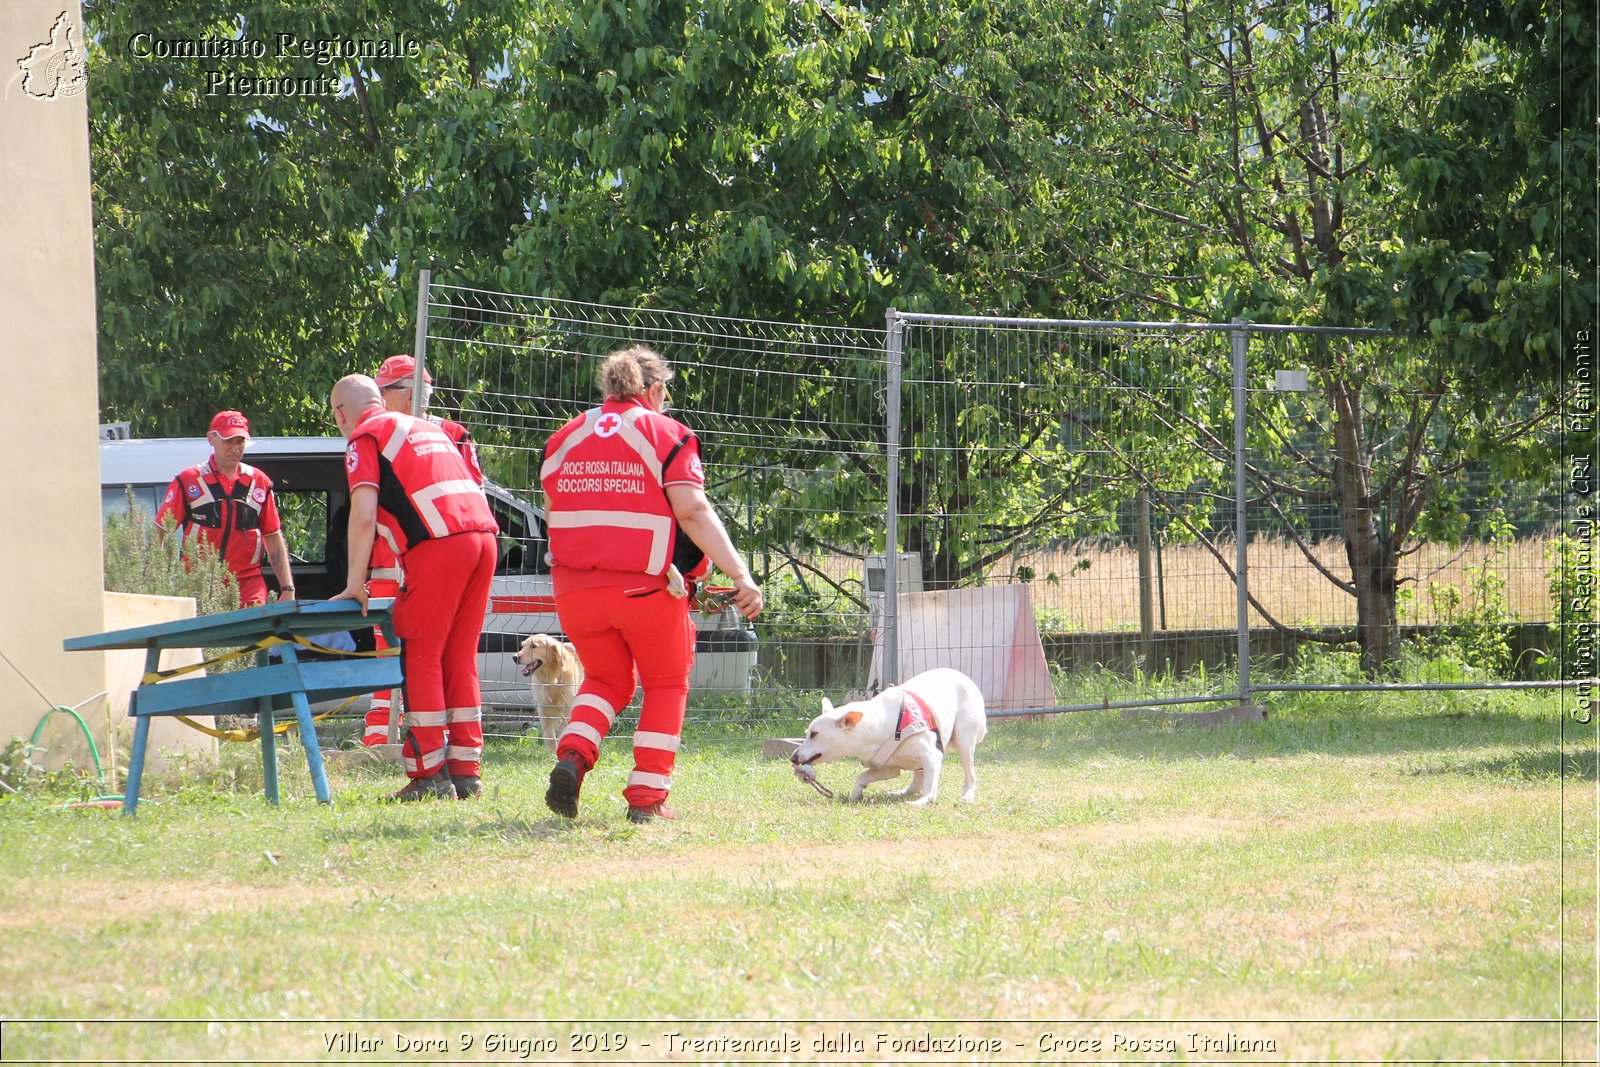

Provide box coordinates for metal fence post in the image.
[883,309,904,688]
[411,269,431,417]
[1232,318,1253,708]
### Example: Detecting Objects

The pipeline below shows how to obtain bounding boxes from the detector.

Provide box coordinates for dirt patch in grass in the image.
[0,877,370,933]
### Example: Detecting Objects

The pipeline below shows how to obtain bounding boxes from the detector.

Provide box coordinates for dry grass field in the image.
[803,537,1554,633]
[1029,536,1553,631]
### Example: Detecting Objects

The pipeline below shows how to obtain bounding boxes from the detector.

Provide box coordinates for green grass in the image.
[1,690,1594,1064]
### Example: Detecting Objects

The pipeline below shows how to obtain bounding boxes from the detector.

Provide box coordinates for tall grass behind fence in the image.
[422,283,888,737]
[1243,329,1562,680]
[891,317,1245,710]
[799,537,1557,633]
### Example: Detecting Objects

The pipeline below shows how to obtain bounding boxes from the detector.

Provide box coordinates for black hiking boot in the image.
[384,770,455,803]
[545,752,589,818]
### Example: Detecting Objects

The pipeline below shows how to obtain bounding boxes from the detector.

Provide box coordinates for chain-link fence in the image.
[888,313,1569,712]
[412,276,1573,742]
[421,280,889,741]
[885,314,1245,716]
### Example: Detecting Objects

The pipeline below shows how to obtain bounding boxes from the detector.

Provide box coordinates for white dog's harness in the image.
[865,688,944,768]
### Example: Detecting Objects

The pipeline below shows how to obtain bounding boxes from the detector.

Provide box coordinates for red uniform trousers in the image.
[362,576,402,746]
[392,531,496,779]
[554,585,696,808]
[233,572,269,609]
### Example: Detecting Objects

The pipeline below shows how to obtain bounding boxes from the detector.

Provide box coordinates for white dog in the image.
[513,633,583,754]
[791,667,988,805]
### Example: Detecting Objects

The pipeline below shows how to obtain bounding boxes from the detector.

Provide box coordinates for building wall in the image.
[0,2,107,743]
[101,593,218,768]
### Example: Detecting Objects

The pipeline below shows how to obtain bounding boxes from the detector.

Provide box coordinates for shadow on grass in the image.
[1406,746,1600,782]
[974,704,1576,766]
[324,808,577,844]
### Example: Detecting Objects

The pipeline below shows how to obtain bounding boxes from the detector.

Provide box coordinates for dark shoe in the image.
[384,770,454,803]
[626,800,677,824]
[451,774,482,800]
[545,753,588,819]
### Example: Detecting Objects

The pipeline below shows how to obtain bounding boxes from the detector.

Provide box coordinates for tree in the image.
[900,0,1580,668]
[86,0,530,435]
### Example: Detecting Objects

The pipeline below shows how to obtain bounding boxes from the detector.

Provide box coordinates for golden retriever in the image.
[513,633,583,754]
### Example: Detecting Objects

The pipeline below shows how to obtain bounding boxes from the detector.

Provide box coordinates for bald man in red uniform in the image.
[330,375,498,801]
[359,355,487,748]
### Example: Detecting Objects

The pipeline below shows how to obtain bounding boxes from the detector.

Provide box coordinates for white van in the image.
[99,432,757,705]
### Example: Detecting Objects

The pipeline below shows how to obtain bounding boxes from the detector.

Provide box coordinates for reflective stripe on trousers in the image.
[363,578,401,746]
[393,532,496,779]
[554,585,694,807]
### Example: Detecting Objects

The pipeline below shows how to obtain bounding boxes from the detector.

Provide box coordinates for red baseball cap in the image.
[374,354,433,389]
[208,410,251,439]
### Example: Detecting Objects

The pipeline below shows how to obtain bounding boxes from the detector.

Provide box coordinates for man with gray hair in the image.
[156,409,295,608]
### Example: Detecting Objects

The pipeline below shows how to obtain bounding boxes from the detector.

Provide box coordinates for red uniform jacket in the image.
[156,460,281,581]
[540,397,707,595]
[345,410,497,557]
[432,415,485,486]
[369,414,484,580]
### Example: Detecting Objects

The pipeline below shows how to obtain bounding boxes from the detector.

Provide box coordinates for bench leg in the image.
[122,714,150,816]
[258,692,280,805]
[292,689,332,805]
[122,643,163,816]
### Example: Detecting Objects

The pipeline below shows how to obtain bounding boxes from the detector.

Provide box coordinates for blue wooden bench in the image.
[64,600,402,815]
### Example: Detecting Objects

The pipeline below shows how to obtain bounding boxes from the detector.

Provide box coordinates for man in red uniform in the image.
[359,355,488,748]
[373,354,485,482]
[540,346,762,823]
[329,375,499,801]
[155,410,296,608]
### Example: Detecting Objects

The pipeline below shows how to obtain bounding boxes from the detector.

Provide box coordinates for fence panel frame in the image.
[411,272,1578,744]
[884,309,1577,711]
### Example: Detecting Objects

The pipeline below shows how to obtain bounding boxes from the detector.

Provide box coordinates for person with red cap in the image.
[330,375,498,802]
[372,354,485,483]
[357,354,487,748]
[156,410,296,608]
[540,345,762,823]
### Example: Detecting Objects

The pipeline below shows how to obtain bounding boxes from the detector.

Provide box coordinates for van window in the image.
[102,485,163,521]
[490,497,549,575]
[276,490,330,565]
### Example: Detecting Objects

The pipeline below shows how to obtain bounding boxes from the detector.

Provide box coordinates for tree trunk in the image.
[1329,378,1399,671]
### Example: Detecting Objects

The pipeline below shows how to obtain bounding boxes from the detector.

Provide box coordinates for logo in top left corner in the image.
[17,12,87,100]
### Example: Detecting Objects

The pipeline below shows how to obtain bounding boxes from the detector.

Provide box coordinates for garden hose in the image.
[26,698,125,807]
[29,702,107,785]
